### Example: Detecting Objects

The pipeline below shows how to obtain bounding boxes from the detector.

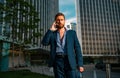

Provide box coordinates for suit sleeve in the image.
[74,31,83,67]
[41,29,53,46]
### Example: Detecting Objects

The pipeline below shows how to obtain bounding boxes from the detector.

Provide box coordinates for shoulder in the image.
[67,30,76,34]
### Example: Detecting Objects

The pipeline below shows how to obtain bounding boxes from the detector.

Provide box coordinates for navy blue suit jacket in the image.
[42,29,83,69]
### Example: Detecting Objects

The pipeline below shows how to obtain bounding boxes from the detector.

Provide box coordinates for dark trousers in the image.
[53,55,80,78]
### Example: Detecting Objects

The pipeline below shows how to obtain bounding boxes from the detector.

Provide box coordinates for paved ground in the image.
[10,64,120,78]
[29,66,54,76]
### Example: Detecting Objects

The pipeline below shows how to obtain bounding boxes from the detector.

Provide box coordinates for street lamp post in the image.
[106,63,111,78]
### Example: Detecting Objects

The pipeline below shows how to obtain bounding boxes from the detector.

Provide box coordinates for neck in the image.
[58,27,65,32]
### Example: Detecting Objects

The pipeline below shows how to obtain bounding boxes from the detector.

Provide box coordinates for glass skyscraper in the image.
[76,0,120,56]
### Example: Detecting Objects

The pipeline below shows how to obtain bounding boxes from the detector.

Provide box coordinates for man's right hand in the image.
[50,22,57,31]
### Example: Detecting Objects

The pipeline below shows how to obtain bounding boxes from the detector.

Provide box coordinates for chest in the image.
[59,32,65,39]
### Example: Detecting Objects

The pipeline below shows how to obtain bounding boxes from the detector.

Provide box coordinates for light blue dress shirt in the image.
[56,29,67,54]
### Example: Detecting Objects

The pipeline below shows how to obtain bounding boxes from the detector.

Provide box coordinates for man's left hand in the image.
[79,67,84,72]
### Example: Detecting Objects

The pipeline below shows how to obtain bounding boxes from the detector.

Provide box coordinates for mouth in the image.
[57,25,64,29]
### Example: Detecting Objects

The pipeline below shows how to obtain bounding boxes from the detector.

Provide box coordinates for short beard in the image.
[57,25,64,29]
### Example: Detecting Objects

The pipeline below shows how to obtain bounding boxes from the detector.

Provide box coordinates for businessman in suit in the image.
[42,13,84,78]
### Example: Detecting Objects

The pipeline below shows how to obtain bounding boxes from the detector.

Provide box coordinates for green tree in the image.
[1,0,41,43]
[0,0,41,67]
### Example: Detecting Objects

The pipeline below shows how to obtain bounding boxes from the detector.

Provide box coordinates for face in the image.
[55,16,65,29]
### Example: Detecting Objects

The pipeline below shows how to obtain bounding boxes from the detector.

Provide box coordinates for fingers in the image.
[50,21,57,31]
[51,21,57,28]
[79,67,84,72]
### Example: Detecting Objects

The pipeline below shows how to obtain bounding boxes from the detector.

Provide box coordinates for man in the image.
[42,13,84,78]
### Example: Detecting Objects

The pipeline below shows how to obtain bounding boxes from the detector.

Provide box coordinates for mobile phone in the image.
[55,22,59,28]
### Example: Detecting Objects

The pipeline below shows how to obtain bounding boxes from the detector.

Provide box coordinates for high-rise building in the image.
[66,22,76,30]
[0,0,59,50]
[25,0,59,50]
[0,0,59,69]
[76,0,120,57]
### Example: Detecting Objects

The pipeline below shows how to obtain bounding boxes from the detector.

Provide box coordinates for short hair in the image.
[55,12,65,20]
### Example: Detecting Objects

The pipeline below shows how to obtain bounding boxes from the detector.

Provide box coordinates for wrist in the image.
[50,27,56,31]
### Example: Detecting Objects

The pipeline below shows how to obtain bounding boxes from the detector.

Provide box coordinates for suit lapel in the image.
[54,30,70,48]
[64,30,69,49]
[54,30,57,43]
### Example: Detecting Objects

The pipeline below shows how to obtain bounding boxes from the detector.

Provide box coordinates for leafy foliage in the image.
[0,0,41,46]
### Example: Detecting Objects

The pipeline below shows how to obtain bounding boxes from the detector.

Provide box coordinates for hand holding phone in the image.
[55,22,59,28]
[50,21,58,31]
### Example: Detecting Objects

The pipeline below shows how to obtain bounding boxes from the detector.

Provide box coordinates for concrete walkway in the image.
[29,65,95,77]
[9,64,120,78]
[9,65,94,77]
[29,66,54,76]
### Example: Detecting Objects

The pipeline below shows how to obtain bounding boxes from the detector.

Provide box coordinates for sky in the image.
[59,0,76,24]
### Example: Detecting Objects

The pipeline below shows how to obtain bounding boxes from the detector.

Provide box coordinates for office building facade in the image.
[66,22,76,30]
[76,0,120,56]
[25,0,59,50]
[0,0,59,49]
[0,0,59,68]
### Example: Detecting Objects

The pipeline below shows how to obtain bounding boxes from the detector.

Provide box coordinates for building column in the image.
[0,41,10,71]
